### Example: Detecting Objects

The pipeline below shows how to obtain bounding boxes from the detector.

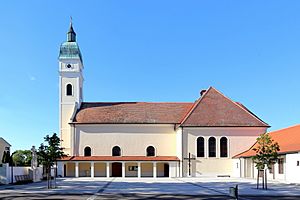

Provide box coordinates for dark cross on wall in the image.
[183,153,196,176]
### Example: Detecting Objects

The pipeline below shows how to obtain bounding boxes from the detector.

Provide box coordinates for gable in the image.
[0,137,11,147]
[180,87,269,127]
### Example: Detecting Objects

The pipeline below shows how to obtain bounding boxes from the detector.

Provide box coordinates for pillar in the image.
[91,162,94,178]
[75,162,79,178]
[138,162,141,178]
[122,162,126,178]
[153,162,157,178]
[106,162,110,178]
[179,161,183,177]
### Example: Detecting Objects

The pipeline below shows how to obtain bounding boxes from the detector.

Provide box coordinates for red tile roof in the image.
[59,156,180,161]
[73,102,193,124]
[72,87,268,127]
[234,124,300,158]
[180,87,269,127]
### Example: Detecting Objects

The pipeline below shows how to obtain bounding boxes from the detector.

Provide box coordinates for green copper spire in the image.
[59,18,83,63]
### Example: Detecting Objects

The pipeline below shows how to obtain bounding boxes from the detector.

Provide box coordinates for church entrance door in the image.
[111,162,122,177]
[163,163,169,177]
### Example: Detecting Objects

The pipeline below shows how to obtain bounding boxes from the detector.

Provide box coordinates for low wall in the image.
[0,165,43,184]
[0,163,9,184]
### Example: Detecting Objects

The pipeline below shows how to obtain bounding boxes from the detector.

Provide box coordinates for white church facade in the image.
[57,23,269,178]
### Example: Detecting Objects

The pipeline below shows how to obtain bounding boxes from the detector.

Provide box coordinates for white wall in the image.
[74,124,177,156]
[0,163,9,184]
[182,127,267,177]
[286,153,300,183]
[0,165,43,184]
[232,159,240,178]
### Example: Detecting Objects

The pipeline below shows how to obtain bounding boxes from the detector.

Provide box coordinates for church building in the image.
[57,23,269,178]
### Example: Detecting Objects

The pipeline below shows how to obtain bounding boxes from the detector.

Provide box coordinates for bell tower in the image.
[58,21,83,155]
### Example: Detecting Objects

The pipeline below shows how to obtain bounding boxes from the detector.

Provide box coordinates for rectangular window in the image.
[269,164,274,174]
[297,161,299,166]
[128,166,138,171]
[5,147,9,151]
[278,158,284,174]
[197,137,205,157]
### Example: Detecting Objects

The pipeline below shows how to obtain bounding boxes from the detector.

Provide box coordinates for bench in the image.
[15,175,33,184]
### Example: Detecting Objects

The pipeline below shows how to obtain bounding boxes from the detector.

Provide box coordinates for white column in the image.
[91,162,94,178]
[179,161,183,177]
[106,162,110,178]
[138,162,141,178]
[177,162,180,177]
[122,162,126,178]
[153,162,157,178]
[75,162,79,178]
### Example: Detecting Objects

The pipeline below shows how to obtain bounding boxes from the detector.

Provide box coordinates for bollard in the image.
[229,185,238,199]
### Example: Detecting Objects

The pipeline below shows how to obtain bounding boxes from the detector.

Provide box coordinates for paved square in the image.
[1,177,300,199]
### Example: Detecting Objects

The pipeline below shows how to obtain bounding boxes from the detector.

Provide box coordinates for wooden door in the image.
[164,163,169,177]
[112,162,122,177]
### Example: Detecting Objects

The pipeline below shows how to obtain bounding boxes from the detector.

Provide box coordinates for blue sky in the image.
[0,1,299,151]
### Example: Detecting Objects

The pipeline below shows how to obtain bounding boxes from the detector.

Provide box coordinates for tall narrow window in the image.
[278,158,284,174]
[197,137,205,157]
[66,84,73,96]
[112,146,121,156]
[146,146,155,156]
[84,146,91,156]
[220,137,228,157]
[208,137,216,157]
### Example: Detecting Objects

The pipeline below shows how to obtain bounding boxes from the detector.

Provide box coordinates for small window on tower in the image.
[66,84,73,96]
[66,64,72,69]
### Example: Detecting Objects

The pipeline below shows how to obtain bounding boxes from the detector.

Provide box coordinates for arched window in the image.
[208,137,216,157]
[84,146,91,157]
[66,84,73,96]
[220,137,228,157]
[146,146,155,156]
[197,137,205,157]
[112,146,121,156]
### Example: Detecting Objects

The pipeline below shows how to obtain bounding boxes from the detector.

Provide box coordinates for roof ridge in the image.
[179,87,212,125]
[213,88,269,127]
[0,137,11,146]
[269,124,300,134]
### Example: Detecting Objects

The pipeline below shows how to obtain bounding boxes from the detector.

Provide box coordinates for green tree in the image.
[252,133,280,190]
[12,150,32,166]
[37,133,65,189]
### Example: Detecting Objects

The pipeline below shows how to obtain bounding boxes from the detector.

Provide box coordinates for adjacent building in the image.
[0,137,11,164]
[235,124,300,184]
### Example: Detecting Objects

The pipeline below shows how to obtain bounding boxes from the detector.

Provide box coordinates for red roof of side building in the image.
[72,87,268,127]
[234,124,300,158]
[59,156,180,162]
[179,87,269,127]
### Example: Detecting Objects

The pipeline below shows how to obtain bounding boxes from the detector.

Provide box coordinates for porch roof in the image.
[59,156,180,162]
